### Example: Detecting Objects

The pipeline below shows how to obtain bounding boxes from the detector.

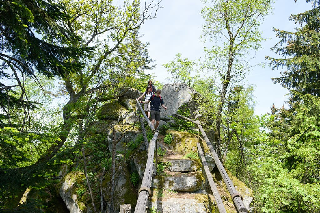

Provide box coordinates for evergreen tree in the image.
[250,1,320,211]
[0,0,87,127]
[267,0,320,100]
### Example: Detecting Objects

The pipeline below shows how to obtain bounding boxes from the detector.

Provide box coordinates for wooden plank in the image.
[136,99,154,131]
[197,143,226,213]
[174,114,248,213]
[119,204,131,213]
[134,131,159,213]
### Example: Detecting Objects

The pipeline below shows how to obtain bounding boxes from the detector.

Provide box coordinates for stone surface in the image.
[59,172,84,213]
[167,159,196,172]
[97,100,128,120]
[153,173,202,192]
[118,87,141,100]
[150,197,209,213]
[132,152,148,179]
[158,120,168,128]
[107,125,140,153]
[243,196,253,212]
[160,84,195,119]
[102,159,137,212]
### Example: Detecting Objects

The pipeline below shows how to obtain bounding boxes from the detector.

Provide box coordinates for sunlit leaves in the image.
[249,93,320,211]
[163,53,197,87]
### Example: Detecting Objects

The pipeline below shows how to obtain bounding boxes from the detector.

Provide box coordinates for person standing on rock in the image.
[141,89,167,131]
[137,86,153,118]
[148,80,156,93]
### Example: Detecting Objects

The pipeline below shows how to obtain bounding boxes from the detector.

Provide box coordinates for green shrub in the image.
[156,162,170,174]
[159,123,170,135]
[171,103,196,132]
[157,147,166,157]
[164,133,173,145]
[130,172,139,186]
[184,151,198,160]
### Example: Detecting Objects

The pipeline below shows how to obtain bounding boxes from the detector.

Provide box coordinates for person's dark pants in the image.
[150,110,160,121]
[150,110,160,130]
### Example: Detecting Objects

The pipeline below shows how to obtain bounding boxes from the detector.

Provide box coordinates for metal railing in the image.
[174,114,248,213]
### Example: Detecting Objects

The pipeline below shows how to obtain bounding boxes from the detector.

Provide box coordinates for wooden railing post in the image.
[120,204,131,213]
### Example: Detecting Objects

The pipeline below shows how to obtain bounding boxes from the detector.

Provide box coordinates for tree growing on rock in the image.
[0,0,161,211]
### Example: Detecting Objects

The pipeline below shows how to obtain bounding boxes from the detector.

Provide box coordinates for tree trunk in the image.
[215,35,235,158]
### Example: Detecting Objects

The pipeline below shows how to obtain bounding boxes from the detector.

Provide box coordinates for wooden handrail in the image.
[134,131,159,213]
[197,143,226,213]
[136,99,154,131]
[174,114,248,213]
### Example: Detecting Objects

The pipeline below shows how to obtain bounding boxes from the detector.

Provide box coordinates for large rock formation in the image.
[160,83,198,120]
[44,85,254,212]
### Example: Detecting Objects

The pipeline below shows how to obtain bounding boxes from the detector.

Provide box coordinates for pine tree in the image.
[267,0,320,100]
[0,0,86,127]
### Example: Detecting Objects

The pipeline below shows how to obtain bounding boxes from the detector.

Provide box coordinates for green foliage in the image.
[201,0,273,84]
[158,123,170,135]
[200,0,273,156]
[0,0,87,128]
[124,133,144,158]
[1,0,161,211]
[240,93,320,212]
[247,2,320,211]
[76,185,87,198]
[172,103,196,132]
[163,133,173,145]
[146,129,154,140]
[184,151,199,160]
[130,172,140,186]
[150,207,158,213]
[267,1,320,99]
[163,53,197,86]
[157,147,166,157]
[156,162,170,174]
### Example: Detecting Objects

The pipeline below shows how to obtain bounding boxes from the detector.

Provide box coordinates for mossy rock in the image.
[168,130,199,155]
[97,100,128,120]
[60,171,87,212]
[24,186,69,213]
[88,120,114,134]
[112,124,139,133]
[102,160,138,211]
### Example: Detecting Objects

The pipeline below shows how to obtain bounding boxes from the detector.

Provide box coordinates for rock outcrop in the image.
[55,85,253,213]
[160,83,198,120]
[59,172,85,213]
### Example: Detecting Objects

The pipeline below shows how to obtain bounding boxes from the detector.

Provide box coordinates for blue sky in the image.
[140,0,312,115]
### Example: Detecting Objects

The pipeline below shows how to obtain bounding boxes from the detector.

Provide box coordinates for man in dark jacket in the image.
[141,89,167,130]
